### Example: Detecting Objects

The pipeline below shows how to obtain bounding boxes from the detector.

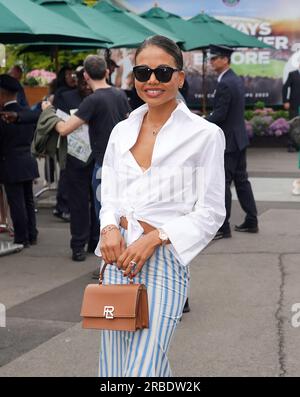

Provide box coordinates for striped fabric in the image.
[99,229,189,377]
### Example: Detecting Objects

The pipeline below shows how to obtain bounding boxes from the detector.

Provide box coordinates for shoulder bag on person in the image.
[80,263,149,332]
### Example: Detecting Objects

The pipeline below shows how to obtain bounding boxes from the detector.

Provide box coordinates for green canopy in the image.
[32,0,182,49]
[0,0,111,44]
[139,6,199,51]
[140,7,270,51]
[186,13,271,51]
[93,0,183,48]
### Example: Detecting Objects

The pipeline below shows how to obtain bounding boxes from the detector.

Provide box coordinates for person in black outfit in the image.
[42,54,131,221]
[53,66,77,110]
[59,68,99,262]
[0,75,39,247]
[51,66,77,221]
[282,67,300,152]
[207,45,258,239]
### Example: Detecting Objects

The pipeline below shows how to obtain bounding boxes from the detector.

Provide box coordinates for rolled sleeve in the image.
[162,127,226,266]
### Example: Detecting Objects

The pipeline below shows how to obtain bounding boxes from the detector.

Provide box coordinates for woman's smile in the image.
[143,87,165,98]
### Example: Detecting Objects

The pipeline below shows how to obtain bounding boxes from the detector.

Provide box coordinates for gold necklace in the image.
[145,114,165,136]
[152,124,164,136]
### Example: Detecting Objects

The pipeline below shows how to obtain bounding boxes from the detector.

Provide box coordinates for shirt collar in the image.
[120,100,194,155]
[128,100,194,122]
[217,68,230,83]
[4,100,18,107]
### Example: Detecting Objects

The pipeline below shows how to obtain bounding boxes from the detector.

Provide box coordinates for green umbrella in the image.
[0,0,111,44]
[186,13,271,51]
[33,0,182,49]
[93,0,183,48]
[139,6,200,50]
[140,6,270,51]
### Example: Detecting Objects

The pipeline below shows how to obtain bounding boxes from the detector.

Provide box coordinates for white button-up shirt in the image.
[95,101,226,266]
[217,68,230,83]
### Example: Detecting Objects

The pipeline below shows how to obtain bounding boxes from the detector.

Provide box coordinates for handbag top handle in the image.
[99,262,134,285]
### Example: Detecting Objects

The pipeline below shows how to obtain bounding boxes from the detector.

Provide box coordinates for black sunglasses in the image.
[133,65,180,83]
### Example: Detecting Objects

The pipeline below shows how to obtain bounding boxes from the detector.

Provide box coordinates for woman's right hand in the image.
[100,227,126,266]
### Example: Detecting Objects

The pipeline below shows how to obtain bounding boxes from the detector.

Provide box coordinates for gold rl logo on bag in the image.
[103,306,114,319]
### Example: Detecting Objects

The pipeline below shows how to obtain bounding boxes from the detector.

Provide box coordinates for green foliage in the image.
[25,76,39,86]
[244,109,254,120]
[272,109,289,120]
[2,44,96,77]
[84,0,97,5]
[254,101,265,109]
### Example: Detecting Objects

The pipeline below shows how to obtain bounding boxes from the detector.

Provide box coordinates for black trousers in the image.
[55,169,69,214]
[4,180,38,244]
[222,149,257,231]
[65,160,99,251]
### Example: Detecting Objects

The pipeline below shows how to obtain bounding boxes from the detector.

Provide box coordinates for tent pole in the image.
[54,46,59,74]
[202,49,207,114]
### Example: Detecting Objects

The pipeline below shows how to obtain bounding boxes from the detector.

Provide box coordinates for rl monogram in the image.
[103,306,115,319]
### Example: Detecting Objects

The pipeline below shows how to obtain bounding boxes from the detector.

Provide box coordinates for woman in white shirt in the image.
[97,35,226,377]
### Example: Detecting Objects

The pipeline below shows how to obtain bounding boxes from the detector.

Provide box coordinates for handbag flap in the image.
[80,283,144,319]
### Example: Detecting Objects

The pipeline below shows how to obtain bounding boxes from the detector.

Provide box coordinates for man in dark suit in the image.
[207,45,258,239]
[282,68,300,151]
[0,74,39,247]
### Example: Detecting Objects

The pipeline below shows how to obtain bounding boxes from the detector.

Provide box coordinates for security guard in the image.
[0,74,39,246]
[207,45,258,239]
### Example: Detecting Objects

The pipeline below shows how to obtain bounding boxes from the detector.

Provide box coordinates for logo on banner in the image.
[223,0,240,6]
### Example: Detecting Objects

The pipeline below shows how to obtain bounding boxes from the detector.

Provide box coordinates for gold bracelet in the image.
[101,225,119,235]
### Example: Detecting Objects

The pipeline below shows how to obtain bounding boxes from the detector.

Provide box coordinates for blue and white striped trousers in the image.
[99,231,189,377]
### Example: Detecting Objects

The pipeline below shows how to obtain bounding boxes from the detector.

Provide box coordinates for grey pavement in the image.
[0,147,300,377]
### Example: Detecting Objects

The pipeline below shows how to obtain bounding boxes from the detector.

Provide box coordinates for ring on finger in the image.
[129,260,137,270]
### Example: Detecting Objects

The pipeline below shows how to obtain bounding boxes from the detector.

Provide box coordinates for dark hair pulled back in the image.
[135,35,183,70]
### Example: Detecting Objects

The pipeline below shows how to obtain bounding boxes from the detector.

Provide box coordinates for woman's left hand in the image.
[116,230,161,278]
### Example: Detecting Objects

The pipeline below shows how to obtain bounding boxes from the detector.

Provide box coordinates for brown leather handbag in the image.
[80,263,149,332]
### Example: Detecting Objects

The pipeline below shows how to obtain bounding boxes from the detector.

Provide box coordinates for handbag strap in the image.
[99,262,108,285]
[99,262,134,285]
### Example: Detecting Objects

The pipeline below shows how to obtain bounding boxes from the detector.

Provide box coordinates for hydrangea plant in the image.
[25,69,56,87]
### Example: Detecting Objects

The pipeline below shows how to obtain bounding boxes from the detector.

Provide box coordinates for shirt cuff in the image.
[100,211,120,232]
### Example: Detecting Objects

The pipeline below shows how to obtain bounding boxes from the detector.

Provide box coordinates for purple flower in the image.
[250,115,273,136]
[245,121,254,138]
[268,118,290,136]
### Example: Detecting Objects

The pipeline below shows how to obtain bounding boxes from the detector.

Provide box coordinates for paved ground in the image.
[0,147,299,377]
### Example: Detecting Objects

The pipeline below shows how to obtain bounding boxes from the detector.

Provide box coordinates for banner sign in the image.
[112,0,300,107]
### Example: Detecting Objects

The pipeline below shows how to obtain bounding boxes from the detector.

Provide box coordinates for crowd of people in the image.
[1,35,298,377]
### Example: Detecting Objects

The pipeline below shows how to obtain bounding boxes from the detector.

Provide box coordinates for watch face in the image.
[159,229,168,242]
